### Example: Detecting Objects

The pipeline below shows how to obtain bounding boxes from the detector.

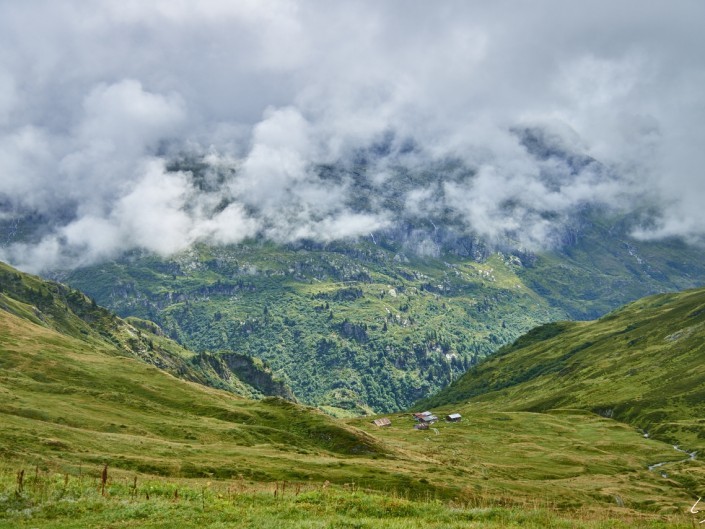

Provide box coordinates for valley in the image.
[2,2,705,526]
[60,211,705,414]
[61,242,562,414]
[1,261,704,527]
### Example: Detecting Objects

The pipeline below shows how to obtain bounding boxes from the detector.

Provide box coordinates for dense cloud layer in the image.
[1,1,704,271]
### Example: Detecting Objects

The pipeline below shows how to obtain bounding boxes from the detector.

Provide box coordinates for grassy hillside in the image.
[420,287,705,454]
[0,261,292,400]
[2,265,704,525]
[0,308,390,478]
[1,304,700,523]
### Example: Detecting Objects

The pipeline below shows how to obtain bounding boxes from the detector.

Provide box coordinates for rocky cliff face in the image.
[194,351,296,402]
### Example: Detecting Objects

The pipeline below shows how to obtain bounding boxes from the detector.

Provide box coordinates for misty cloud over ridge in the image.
[1,1,704,272]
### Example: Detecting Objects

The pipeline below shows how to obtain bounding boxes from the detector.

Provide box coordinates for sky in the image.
[1,0,704,271]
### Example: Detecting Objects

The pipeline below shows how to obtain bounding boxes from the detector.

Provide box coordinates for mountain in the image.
[5,143,705,413]
[59,208,705,413]
[61,242,563,415]
[419,286,705,452]
[518,211,705,320]
[1,264,703,525]
[0,261,293,401]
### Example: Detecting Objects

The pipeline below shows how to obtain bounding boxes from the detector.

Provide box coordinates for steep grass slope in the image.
[0,307,390,480]
[0,261,292,400]
[420,287,705,452]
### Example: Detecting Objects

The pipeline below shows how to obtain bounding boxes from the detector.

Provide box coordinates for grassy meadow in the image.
[1,303,702,526]
[1,468,698,528]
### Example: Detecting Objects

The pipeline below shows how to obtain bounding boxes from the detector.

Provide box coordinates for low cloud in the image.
[1,1,705,271]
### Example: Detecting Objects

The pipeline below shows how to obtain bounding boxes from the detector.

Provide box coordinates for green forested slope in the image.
[6,152,705,413]
[63,244,561,413]
[63,224,705,414]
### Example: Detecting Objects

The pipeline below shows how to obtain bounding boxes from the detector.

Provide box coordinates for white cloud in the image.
[0,127,56,208]
[1,1,705,271]
[234,106,314,207]
[0,69,17,126]
[194,203,259,245]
